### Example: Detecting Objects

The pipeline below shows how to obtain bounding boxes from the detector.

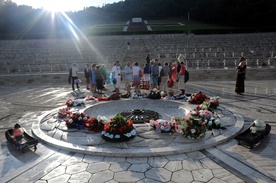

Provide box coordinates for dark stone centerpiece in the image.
[118,109,162,124]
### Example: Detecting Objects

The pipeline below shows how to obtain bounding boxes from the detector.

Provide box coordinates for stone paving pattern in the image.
[0,80,276,182]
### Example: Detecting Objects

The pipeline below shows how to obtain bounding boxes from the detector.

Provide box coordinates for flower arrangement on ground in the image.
[98,93,121,101]
[199,97,220,112]
[182,112,207,139]
[189,108,225,130]
[189,91,208,104]
[172,117,186,133]
[85,116,104,132]
[66,98,86,107]
[58,107,71,119]
[65,112,89,130]
[101,114,136,142]
[148,88,161,99]
[149,119,176,133]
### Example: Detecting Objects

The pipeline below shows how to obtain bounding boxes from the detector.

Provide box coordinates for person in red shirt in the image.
[177,62,186,94]
[13,123,23,141]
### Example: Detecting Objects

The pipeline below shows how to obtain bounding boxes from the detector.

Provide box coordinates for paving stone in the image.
[128,163,151,172]
[164,160,183,172]
[208,177,227,183]
[192,168,214,182]
[127,157,148,164]
[87,162,110,174]
[114,171,145,182]
[41,166,66,180]
[148,156,169,167]
[137,178,162,183]
[103,157,126,163]
[145,168,172,182]
[166,154,188,161]
[62,153,84,166]
[171,170,193,183]
[69,171,92,183]
[182,159,203,170]
[201,157,222,169]
[66,162,88,174]
[109,162,131,172]
[89,170,114,183]
[83,155,104,163]
[47,174,70,183]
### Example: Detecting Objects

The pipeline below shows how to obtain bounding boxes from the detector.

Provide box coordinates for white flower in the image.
[69,119,73,123]
[109,134,114,139]
[191,129,196,134]
[78,117,82,121]
[124,133,132,137]
[97,115,108,124]
[104,132,110,137]
[83,117,88,121]
[161,126,165,130]
[115,134,120,139]
[101,131,106,135]
[131,129,136,135]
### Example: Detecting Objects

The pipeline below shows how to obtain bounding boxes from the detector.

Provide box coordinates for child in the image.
[13,123,23,141]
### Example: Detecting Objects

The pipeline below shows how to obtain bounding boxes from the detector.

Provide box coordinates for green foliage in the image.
[0,0,275,39]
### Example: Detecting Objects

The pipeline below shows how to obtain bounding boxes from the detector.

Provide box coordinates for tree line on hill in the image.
[0,0,275,39]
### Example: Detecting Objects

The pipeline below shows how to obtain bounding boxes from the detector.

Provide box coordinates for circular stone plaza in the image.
[0,33,276,183]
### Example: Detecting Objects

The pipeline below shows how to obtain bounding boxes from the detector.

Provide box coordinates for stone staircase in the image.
[123,38,149,66]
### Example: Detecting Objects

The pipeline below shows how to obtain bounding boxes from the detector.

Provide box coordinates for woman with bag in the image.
[132,62,142,93]
[235,57,247,95]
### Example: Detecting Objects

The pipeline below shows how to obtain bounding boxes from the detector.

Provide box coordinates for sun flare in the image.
[42,0,77,12]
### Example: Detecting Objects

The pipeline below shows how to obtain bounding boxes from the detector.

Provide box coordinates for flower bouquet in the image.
[109,93,121,100]
[85,117,104,132]
[189,91,208,104]
[149,119,173,133]
[148,88,161,99]
[98,93,121,101]
[182,112,206,139]
[66,98,86,107]
[101,114,136,142]
[58,107,71,119]
[172,117,186,133]
[65,112,89,129]
[121,93,131,98]
[199,97,220,112]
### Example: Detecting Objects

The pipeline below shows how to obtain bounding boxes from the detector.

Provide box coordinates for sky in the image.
[12,0,122,11]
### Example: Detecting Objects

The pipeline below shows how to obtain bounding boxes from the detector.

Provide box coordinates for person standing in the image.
[151,59,159,89]
[84,63,91,90]
[111,61,121,93]
[160,62,170,95]
[235,57,247,95]
[132,62,142,93]
[143,63,151,89]
[71,64,79,91]
[99,64,108,89]
[124,62,133,94]
[95,65,105,94]
[177,62,186,94]
[90,63,97,93]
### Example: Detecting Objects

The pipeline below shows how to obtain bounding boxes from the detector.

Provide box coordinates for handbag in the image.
[185,70,189,83]
[139,70,143,77]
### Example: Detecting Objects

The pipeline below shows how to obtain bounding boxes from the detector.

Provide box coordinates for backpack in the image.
[160,68,165,77]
